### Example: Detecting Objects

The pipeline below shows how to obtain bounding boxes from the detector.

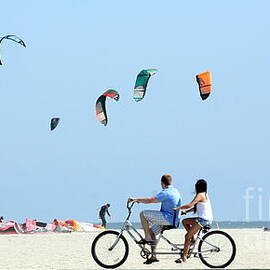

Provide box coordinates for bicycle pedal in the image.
[171,247,183,252]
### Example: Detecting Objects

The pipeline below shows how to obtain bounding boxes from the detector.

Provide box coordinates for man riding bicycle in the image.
[128,174,182,264]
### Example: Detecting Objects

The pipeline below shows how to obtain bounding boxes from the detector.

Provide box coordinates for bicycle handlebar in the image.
[126,200,136,210]
[125,200,137,220]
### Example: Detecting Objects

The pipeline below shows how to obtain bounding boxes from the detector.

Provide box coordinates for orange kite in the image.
[196,71,212,100]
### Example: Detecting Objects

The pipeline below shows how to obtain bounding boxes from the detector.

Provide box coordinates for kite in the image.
[50,118,60,131]
[196,71,212,100]
[96,89,119,126]
[0,35,26,65]
[133,69,157,102]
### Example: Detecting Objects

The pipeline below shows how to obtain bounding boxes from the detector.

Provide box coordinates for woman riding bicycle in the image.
[173,179,213,263]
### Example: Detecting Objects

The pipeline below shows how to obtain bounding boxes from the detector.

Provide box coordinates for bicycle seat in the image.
[161,225,176,233]
[202,225,211,233]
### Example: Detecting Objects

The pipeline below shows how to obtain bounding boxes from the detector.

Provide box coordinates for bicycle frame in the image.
[109,201,219,258]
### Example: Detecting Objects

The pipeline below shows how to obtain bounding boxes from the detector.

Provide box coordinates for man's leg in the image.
[148,226,158,260]
[139,212,153,240]
[139,211,159,262]
[101,216,106,228]
[140,211,171,263]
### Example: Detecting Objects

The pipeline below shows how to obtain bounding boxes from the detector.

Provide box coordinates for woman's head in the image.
[195,179,207,194]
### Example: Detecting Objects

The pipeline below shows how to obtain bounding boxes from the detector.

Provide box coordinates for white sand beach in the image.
[0,228,269,269]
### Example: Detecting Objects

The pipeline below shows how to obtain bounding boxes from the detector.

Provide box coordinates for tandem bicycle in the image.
[91,201,236,268]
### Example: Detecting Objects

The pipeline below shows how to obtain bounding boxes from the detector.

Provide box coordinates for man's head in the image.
[161,174,172,188]
[106,203,110,207]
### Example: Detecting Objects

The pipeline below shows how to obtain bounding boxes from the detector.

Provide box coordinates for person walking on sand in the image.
[128,174,182,265]
[99,203,111,228]
[173,179,213,263]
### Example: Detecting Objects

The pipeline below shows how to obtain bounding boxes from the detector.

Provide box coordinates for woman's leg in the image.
[182,218,194,231]
[182,218,197,244]
[182,221,202,262]
[175,218,198,260]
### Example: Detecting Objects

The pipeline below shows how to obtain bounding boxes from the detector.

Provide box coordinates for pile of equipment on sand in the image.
[0,218,104,234]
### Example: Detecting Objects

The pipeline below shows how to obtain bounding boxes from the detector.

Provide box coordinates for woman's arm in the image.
[181,207,195,215]
[173,193,202,210]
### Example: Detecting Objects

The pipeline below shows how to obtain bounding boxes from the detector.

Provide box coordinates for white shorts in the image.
[142,210,171,235]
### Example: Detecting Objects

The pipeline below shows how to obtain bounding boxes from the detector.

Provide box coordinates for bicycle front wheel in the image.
[198,230,236,268]
[91,230,129,269]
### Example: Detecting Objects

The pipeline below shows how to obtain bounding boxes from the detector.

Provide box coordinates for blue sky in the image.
[0,0,269,223]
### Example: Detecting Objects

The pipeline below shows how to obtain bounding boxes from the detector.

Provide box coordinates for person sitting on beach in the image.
[128,174,182,265]
[0,216,4,223]
[173,179,213,263]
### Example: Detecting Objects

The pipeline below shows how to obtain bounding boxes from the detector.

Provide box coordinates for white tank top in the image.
[196,197,213,221]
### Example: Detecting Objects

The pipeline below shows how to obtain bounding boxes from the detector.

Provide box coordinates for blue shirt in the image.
[155,186,182,226]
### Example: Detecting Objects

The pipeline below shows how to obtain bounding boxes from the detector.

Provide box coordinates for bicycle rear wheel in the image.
[198,230,236,268]
[91,230,129,269]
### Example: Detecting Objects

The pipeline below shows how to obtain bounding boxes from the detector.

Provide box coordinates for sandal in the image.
[137,239,157,245]
[143,257,159,264]
[175,258,182,263]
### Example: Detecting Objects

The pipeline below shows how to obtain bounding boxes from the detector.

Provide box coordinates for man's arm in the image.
[129,197,159,204]
[106,209,111,217]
